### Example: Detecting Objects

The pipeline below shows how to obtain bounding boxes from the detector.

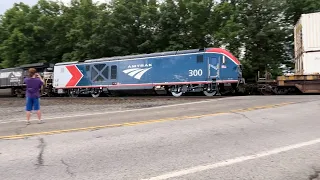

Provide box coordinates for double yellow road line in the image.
[0,102,294,140]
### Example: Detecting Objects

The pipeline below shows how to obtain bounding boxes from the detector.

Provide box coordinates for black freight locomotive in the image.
[0,63,54,97]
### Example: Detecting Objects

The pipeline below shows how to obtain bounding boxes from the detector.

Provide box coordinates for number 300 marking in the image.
[188,69,203,76]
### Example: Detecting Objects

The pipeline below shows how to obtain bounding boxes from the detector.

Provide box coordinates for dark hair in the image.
[28,68,37,77]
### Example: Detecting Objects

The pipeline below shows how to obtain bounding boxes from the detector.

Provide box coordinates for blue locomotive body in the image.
[53,48,243,97]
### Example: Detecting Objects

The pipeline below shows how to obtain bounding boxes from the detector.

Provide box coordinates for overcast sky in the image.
[0,0,105,15]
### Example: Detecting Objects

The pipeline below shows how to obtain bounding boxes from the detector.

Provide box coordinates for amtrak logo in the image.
[123,64,152,80]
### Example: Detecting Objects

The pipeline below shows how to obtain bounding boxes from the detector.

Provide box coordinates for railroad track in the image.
[0,94,224,101]
[0,95,227,108]
[0,93,228,100]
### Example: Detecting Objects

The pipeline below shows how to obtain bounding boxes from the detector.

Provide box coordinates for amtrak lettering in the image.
[123,64,153,80]
[127,64,152,68]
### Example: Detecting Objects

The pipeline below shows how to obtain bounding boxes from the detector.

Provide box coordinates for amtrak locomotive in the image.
[52,47,245,97]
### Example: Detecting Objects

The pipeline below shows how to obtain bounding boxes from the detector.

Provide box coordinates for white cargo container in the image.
[295,51,320,75]
[294,12,320,58]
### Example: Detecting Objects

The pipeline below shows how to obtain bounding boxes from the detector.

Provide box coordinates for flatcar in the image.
[52,47,245,97]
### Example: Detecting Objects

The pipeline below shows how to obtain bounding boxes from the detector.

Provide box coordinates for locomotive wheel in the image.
[17,94,25,98]
[69,93,78,98]
[171,91,183,97]
[69,91,79,98]
[260,85,274,95]
[91,92,100,98]
[203,90,217,96]
[15,89,24,98]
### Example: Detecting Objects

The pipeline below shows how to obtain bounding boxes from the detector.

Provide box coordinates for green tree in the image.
[210,0,243,57]
[61,0,106,61]
[155,0,185,51]
[0,2,33,67]
[0,0,66,67]
[106,0,160,55]
[0,15,5,68]
[235,0,290,79]
[285,0,320,25]
[283,0,320,72]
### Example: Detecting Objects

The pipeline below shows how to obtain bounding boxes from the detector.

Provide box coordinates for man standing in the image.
[24,68,44,125]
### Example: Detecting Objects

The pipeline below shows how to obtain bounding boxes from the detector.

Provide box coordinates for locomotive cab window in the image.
[222,55,226,64]
[91,66,98,80]
[111,65,117,79]
[211,57,218,65]
[94,64,105,71]
[102,66,109,79]
[91,63,109,81]
[239,64,243,70]
[197,55,203,63]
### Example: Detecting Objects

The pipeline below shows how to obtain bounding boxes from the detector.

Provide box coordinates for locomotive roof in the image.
[0,62,54,71]
[0,67,23,71]
[55,47,240,65]
[19,62,54,69]
[55,48,206,65]
[84,48,204,63]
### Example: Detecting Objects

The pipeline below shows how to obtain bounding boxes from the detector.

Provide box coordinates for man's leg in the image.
[33,98,43,123]
[25,97,32,124]
[26,111,31,121]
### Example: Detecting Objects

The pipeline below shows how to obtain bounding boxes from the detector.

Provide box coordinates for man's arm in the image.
[36,73,44,86]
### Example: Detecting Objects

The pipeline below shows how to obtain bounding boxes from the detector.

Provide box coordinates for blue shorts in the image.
[26,97,40,111]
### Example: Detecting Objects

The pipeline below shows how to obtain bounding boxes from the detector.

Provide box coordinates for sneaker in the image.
[38,120,44,124]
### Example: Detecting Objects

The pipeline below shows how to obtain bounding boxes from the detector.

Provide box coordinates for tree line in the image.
[0,0,319,79]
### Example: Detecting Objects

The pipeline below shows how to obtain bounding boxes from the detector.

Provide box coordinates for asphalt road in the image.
[0,95,320,180]
[0,95,318,136]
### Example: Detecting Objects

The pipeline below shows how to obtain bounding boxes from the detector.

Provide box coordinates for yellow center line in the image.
[0,102,295,140]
